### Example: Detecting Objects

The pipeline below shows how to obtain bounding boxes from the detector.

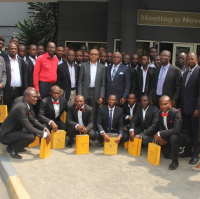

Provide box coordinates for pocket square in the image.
[119,72,123,74]
[170,120,173,123]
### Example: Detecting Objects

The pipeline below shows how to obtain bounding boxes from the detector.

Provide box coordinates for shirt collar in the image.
[76,105,84,109]
[143,105,150,111]
[161,63,170,70]
[108,105,115,111]
[189,65,198,72]
[18,55,26,61]
[27,103,30,110]
[46,52,55,59]
[29,56,37,61]
[128,102,136,109]
[52,98,59,103]
[8,55,18,62]
[113,63,120,67]
[67,61,74,67]
[141,65,149,71]
[90,61,97,66]
[162,110,169,114]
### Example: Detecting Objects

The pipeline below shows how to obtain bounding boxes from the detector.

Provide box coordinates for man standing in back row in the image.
[78,49,106,130]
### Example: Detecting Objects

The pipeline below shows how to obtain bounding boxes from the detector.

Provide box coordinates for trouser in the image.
[67,89,76,107]
[1,131,35,152]
[43,120,67,132]
[132,126,154,147]
[85,88,99,130]
[162,134,187,160]
[182,112,200,158]
[4,87,23,112]
[67,126,96,141]
[39,82,54,99]
[96,130,129,144]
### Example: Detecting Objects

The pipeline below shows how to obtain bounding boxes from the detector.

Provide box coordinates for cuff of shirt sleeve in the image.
[49,120,53,126]
[100,131,105,135]
[157,132,160,136]
[43,128,47,138]
[75,124,79,129]
[129,129,134,133]
[119,134,123,137]
[125,115,129,120]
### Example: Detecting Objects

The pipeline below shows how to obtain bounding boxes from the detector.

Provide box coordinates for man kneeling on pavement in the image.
[0,88,51,159]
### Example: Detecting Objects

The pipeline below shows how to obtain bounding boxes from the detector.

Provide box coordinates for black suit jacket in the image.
[130,67,137,94]
[3,56,28,99]
[57,61,80,102]
[66,103,93,132]
[97,105,124,136]
[0,100,45,143]
[129,104,159,136]
[179,65,200,115]
[0,50,8,58]
[123,101,140,126]
[106,64,131,104]
[158,107,190,143]
[38,96,68,124]
[149,64,182,103]
[25,56,35,87]
[136,66,155,100]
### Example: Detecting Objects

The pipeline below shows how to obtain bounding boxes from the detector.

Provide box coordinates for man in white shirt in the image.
[17,44,27,61]
[3,43,28,111]
[66,95,95,147]
[78,49,106,130]
[129,95,159,146]
[38,85,68,133]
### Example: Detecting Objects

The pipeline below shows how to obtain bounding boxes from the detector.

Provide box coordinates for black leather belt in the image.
[71,88,76,90]
[10,87,21,90]
[40,81,55,86]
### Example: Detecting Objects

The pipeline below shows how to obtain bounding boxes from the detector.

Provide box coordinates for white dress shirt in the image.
[90,62,97,87]
[29,56,37,66]
[58,58,63,65]
[126,103,136,119]
[158,111,169,136]
[67,61,76,88]
[52,99,60,118]
[9,56,21,87]
[141,66,149,92]
[75,105,84,129]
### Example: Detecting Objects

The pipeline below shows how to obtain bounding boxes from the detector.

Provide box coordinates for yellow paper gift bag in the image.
[104,133,118,155]
[147,142,161,166]
[123,141,129,149]
[51,130,66,149]
[0,105,8,123]
[60,111,67,123]
[28,136,40,147]
[39,138,51,159]
[75,134,89,155]
[128,138,142,156]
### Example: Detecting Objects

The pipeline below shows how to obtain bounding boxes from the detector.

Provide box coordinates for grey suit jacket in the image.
[77,61,106,102]
[0,57,7,97]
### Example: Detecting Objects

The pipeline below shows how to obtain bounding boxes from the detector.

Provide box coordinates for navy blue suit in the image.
[179,65,200,158]
[106,64,131,105]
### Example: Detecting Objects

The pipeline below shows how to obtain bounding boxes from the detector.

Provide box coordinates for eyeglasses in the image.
[48,47,55,50]
[90,53,99,56]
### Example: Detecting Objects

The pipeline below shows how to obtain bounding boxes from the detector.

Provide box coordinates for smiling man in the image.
[0,88,51,159]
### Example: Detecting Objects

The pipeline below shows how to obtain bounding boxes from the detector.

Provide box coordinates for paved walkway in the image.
[0,172,11,199]
[0,142,200,199]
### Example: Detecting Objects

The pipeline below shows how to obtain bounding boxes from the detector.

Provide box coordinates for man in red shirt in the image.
[33,42,58,99]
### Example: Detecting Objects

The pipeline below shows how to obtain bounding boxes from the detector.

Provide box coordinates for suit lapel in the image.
[48,97,55,118]
[64,61,70,79]
[186,66,199,86]
[95,62,101,85]
[107,65,112,81]
[87,62,91,84]
[163,65,172,86]
[82,108,86,124]
[59,97,63,116]
[144,105,151,121]
[183,70,188,87]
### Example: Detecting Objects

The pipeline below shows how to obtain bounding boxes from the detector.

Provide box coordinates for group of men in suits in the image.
[0,35,200,171]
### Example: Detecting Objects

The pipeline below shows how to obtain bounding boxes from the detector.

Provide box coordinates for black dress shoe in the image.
[7,146,22,159]
[20,148,27,152]
[168,160,179,170]
[67,140,73,148]
[179,152,192,158]
[164,154,171,159]
[189,157,199,165]
[99,142,104,147]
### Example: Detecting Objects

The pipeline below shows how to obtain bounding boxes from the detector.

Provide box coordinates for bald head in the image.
[75,95,84,101]
[51,85,61,93]
[159,95,172,112]
[160,95,171,103]
[24,88,36,97]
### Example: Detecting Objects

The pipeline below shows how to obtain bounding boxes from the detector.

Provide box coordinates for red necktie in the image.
[53,101,59,105]
[75,107,84,112]
[161,112,168,117]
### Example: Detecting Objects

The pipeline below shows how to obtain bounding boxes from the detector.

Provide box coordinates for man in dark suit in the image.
[136,55,155,101]
[66,95,95,147]
[131,53,141,70]
[129,95,159,146]
[57,50,80,106]
[25,44,38,87]
[38,85,68,133]
[149,50,182,108]
[123,93,139,128]
[122,54,131,67]
[175,52,188,76]
[3,43,28,111]
[178,52,200,164]
[96,95,128,146]
[78,49,106,129]
[106,52,131,106]
[154,96,191,170]
[0,88,51,159]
